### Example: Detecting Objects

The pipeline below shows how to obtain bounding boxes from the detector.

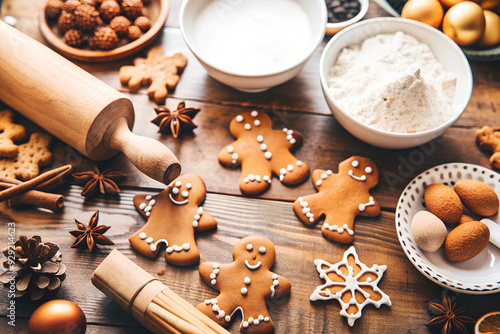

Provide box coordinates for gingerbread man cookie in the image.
[218,110,310,195]
[119,46,188,104]
[293,156,380,244]
[0,133,52,180]
[475,126,500,169]
[310,246,391,326]
[196,235,291,334]
[0,109,26,158]
[129,173,217,266]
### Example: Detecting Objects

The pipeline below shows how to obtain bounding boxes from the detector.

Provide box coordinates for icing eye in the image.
[259,246,266,254]
[186,183,192,189]
[246,244,253,251]
[181,190,189,198]
[175,181,182,187]
[365,167,373,174]
[351,160,359,168]
[236,115,244,122]
[172,187,179,195]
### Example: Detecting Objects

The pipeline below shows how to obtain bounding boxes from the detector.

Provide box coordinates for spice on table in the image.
[72,166,126,197]
[0,235,66,300]
[425,290,474,334]
[325,0,361,23]
[70,210,115,252]
[152,101,200,138]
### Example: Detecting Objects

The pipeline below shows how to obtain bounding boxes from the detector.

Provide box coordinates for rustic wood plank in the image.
[1,187,498,333]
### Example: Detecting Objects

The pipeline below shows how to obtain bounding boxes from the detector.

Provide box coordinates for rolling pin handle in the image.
[104,117,181,184]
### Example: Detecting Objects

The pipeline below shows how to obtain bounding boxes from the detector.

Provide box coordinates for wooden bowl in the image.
[39,0,170,62]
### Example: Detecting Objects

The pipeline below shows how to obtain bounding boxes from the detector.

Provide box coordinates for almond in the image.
[424,183,463,224]
[454,179,499,217]
[444,221,490,262]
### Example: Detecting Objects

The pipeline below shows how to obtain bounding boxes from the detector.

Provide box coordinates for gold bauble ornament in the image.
[402,0,444,28]
[478,0,500,9]
[28,300,87,334]
[439,0,465,8]
[442,2,486,45]
[477,10,500,46]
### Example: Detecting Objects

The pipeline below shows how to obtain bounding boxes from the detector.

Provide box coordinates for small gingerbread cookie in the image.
[475,126,500,169]
[218,110,310,195]
[196,235,291,334]
[119,46,188,104]
[129,173,217,266]
[0,133,53,180]
[0,109,27,158]
[310,246,391,327]
[293,156,380,244]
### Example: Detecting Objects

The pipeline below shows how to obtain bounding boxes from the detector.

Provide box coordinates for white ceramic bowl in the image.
[180,0,327,92]
[325,0,369,35]
[320,17,473,149]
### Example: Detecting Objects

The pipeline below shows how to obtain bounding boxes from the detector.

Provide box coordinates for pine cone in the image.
[62,0,81,13]
[121,0,143,20]
[100,0,121,21]
[57,10,75,33]
[127,25,141,40]
[45,0,64,20]
[74,4,100,31]
[64,29,84,47]
[109,15,130,37]
[93,26,119,49]
[0,235,66,300]
[134,16,150,32]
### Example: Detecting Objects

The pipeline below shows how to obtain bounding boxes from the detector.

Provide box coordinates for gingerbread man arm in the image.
[218,141,242,168]
[195,210,217,231]
[293,193,325,226]
[199,261,222,291]
[269,273,291,300]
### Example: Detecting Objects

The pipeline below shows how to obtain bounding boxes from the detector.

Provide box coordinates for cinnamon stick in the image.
[0,164,71,202]
[8,190,64,211]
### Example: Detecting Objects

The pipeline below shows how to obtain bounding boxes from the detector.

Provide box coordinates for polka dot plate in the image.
[396,163,500,295]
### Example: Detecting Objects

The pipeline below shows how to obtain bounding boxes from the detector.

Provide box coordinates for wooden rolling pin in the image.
[0,21,181,184]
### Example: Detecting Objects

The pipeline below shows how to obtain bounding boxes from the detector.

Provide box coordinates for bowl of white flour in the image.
[180,0,327,92]
[320,17,472,149]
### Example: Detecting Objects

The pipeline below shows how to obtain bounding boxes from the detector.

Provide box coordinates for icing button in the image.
[236,115,244,122]
[251,110,259,117]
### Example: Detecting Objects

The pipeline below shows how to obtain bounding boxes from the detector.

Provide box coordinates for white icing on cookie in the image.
[210,263,220,285]
[348,170,367,181]
[298,197,315,223]
[359,197,375,212]
[245,260,261,270]
[270,273,279,297]
[310,246,391,327]
[236,115,244,122]
[323,223,354,236]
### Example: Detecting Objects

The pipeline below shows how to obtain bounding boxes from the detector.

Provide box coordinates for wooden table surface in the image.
[1,1,500,333]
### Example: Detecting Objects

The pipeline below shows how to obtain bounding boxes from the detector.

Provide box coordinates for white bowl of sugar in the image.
[180,0,327,92]
[320,17,473,149]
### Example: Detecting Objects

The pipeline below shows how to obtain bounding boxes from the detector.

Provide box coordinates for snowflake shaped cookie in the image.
[218,110,310,195]
[310,246,391,326]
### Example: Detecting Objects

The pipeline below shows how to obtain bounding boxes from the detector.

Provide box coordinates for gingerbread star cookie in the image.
[218,110,310,195]
[0,133,52,180]
[293,156,380,244]
[196,235,291,334]
[119,46,188,104]
[310,246,391,326]
[129,173,217,266]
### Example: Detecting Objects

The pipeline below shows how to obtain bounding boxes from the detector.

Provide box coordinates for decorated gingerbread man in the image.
[293,156,380,244]
[196,235,291,334]
[129,174,217,266]
[218,110,310,195]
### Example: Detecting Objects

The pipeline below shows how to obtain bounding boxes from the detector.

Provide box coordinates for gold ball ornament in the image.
[478,0,500,9]
[27,300,87,334]
[442,2,486,45]
[401,0,444,28]
[477,10,500,46]
[439,0,466,8]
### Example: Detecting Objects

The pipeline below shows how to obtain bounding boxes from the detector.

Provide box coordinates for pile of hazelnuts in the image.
[45,0,152,50]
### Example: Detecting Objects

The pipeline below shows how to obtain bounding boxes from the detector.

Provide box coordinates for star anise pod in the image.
[152,101,200,138]
[69,211,115,252]
[425,290,475,334]
[72,166,126,197]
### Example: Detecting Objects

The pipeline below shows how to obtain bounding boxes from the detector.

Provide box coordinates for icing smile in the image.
[348,170,366,181]
[169,193,189,205]
[245,260,262,270]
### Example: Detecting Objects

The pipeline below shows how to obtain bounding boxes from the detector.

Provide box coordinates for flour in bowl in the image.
[327,31,457,133]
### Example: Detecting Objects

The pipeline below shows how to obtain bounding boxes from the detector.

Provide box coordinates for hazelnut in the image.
[134,16,150,32]
[109,15,131,37]
[127,25,141,40]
